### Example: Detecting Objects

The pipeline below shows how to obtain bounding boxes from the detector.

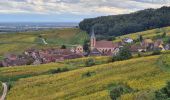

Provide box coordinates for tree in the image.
[61,45,66,49]
[79,6,170,37]
[162,32,167,38]
[107,36,116,41]
[110,84,133,100]
[83,41,90,53]
[139,35,143,42]
[116,46,132,60]
[155,81,170,100]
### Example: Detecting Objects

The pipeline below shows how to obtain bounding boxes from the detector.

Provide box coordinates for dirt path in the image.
[0,83,7,100]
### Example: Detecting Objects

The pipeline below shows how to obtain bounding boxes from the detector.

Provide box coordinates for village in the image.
[0,29,170,67]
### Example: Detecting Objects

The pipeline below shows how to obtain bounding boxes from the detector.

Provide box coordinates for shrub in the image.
[155,81,170,100]
[162,32,167,38]
[152,49,161,55]
[50,68,69,74]
[85,58,95,67]
[61,45,66,49]
[138,52,142,57]
[109,84,133,100]
[82,71,96,78]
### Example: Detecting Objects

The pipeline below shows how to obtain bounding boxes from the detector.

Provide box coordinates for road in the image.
[0,83,7,100]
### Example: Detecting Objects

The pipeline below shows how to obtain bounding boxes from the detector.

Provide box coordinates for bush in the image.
[61,45,66,49]
[155,81,170,100]
[50,68,69,74]
[112,46,132,61]
[109,84,133,100]
[85,58,95,67]
[82,71,96,78]
[152,49,161,55]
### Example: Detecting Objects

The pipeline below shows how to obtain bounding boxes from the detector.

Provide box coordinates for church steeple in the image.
[90,28,96,50]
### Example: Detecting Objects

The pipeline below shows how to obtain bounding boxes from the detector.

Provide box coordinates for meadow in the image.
[0,28,89,55]
[5,55,170,100]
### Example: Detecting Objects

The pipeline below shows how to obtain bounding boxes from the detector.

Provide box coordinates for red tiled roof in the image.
[95,40,118,48]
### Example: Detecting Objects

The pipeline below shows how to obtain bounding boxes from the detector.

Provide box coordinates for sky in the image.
[0,0,170,22]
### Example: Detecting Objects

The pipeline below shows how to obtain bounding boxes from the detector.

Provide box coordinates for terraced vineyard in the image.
[5,55,170,100]
[0,56,110,82]
[114,26,170,42]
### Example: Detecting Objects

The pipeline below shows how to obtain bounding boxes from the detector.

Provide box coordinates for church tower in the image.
[90,28,96,50]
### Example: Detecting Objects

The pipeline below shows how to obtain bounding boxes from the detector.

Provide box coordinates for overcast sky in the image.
[0,0,169,22]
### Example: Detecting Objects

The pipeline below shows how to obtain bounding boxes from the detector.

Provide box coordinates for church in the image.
[90,29,121,56]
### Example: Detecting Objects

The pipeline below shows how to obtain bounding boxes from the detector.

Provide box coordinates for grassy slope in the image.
[0,56,110,82]
[0,81,2,96]
[6,55,170,100]
[0,28,89,55]
[114,26,170,42]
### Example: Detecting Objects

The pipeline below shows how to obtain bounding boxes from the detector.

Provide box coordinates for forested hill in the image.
[79,6,170,36]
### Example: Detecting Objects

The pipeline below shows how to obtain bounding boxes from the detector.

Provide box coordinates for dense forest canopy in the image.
[79,6,170,36]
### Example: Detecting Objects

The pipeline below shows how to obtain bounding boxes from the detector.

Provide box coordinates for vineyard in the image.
[0,28,89,55]
[0,81,2,96]
[114,26,170,42]
[5,55,170,100]
[0,56,110,82]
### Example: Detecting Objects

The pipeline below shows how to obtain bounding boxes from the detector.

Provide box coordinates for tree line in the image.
[79,6,170,37]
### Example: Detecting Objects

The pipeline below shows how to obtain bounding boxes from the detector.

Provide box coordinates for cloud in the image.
[0,0,169,15]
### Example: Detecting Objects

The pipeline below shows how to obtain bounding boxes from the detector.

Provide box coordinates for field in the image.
[0,28,89,55]
[5,55,170,100]
[114,26,170,42]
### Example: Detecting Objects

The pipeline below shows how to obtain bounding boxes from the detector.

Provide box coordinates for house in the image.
[123,38,133,43]
[90,29,121,56]
[130,44,146,53]
[141,39,154,50]
[89,48,103,56]
[75,45,84,54]
[154,39,165,51]
[165,44,170,50]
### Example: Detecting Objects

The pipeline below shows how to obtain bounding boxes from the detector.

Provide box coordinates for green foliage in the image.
[158,54,170,72]
[112,46,132,61]
[80,6,170,37]
[82,71,96,78]
[50,68,69,74]
[83,40,90,53]
[162,32,167,38]
[155,81,170,100]
[96,35,116,41]
[61,45,66,49]
[152,49,161,55]
[85,58,96,67]
[109,84,133,100]
[139,35,143,42]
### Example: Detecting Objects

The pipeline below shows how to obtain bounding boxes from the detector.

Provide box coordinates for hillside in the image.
[0,28,89,55]
[5,55,170,100]
[113,26,170,42]
[79,6,170,36]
